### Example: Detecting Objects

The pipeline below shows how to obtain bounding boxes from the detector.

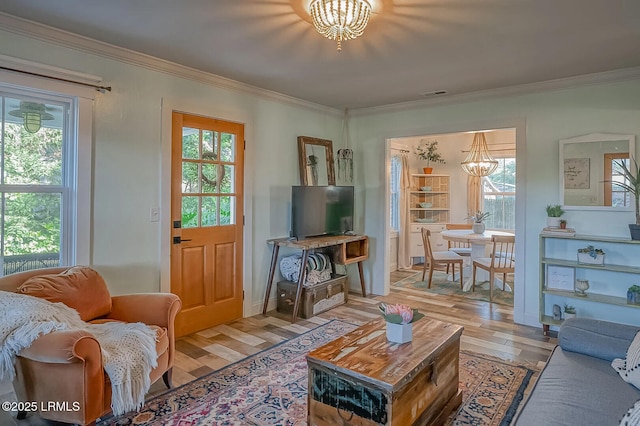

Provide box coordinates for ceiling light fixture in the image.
[309,0,372,51]
[460,132,499,177]
[8,101,54,133]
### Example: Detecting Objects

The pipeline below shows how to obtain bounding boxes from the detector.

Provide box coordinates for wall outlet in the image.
[150,207,160,222]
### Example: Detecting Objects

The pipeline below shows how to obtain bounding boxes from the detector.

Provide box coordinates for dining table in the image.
[440,229,515,292]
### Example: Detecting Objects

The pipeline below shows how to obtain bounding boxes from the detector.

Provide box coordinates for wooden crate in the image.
[307,318,464,426]
[276,274,348,319]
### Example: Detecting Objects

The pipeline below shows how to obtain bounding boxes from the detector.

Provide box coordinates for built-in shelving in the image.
[539,233,640,335]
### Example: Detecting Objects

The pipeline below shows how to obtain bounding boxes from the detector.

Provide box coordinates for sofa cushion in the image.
[612,331,640,390]
[514,346,640,426]
[620,400,640,426]
[559,317,640,361]
[17,266,112,321]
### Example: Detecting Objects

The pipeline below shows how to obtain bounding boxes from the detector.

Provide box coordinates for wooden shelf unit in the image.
[409,174,450,259]
[539,233,640,335]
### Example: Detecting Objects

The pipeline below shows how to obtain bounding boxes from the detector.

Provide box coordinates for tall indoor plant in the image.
[611,158,640,240]
[415,139,445,174]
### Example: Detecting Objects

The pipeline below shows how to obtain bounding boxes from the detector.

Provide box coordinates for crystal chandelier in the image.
[309,0,372,51]
[460,132,499,177]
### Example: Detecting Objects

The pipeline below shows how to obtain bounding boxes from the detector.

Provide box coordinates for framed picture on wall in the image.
[546,265,575,291]
[564,158,590,189]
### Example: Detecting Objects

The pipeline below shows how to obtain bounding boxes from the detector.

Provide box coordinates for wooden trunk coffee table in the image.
[307,317,464,426]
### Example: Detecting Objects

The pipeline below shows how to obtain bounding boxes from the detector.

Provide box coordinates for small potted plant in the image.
[559,219,567,230]
[628,285,640,305]
[577,245,605,265]
[468,211,490,234]
[563,303,576,319]
[545,204,565,228]
[379,303,424,344]
[415,139,445,174]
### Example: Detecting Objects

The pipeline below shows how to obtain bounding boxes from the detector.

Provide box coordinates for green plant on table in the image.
[545,204,565,218]
[468,211,490,223]
[415,139,445,168]
[608,158,640,225]
[628,285,640,293]
[564,304,576,314]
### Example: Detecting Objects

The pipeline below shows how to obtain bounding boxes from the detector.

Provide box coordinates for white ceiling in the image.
[1,0,639,110]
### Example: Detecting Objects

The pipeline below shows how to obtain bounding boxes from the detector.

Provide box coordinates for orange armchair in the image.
[0,267,181,425]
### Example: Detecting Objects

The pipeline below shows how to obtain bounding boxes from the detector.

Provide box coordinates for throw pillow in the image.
[612,330,640,390]
[17,266,112,321]
[620,400,640,426]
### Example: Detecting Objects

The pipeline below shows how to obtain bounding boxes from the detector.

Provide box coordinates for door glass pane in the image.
[220,196,235,225]
[182,127,199,159]
[4,98,64,185]
[202,164,218,194]
[202,130,217,161]
[202,196,218,227]
[220,165,234,193]
[182,162,199,193]
[182,196,199,228]
[220,132,235,162]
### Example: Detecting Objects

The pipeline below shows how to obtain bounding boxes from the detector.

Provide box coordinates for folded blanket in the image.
[0,290,157,415]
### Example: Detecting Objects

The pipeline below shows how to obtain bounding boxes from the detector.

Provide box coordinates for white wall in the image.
[0,27,344,315]
[4,20,640,328]
[353,80,640,327]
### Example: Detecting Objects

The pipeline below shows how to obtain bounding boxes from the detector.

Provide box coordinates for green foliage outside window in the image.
[2,124,62,255]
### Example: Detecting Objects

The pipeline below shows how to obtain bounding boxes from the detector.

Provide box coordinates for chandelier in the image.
[460,132,499,177]
[309,0,372,51]
[8,101,54,133]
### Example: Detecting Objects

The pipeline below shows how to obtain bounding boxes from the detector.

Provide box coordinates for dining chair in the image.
[472,235,515,302]
[421,228,464,289]
[445,223,473,255]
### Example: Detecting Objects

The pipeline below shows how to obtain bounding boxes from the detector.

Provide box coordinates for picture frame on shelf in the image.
[546,265,575,291]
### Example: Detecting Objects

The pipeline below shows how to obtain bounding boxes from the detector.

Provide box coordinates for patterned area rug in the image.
[99,320,534,426]
[393,270,514,306]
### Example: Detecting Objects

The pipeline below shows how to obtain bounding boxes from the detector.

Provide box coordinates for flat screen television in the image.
[291,186,354,239]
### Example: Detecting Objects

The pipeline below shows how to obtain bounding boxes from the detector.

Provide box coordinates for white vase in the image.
[386,322,412,343]
[546,217,561,228]
[472,222,485,234]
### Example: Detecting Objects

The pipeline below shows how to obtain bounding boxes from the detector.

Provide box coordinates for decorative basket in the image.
[577,252,604,265]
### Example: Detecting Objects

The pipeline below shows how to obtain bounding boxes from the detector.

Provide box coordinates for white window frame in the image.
[482,157,516,231]
[0,60,96,267]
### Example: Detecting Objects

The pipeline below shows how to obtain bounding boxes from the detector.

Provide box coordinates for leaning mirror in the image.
[297,136,335,186]
[559,133,636,210]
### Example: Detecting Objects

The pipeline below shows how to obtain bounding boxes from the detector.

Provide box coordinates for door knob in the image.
[173,236,192,244]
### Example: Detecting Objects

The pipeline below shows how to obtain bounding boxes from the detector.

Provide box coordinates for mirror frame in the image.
[297,136,336,186]
[559,132,636,211]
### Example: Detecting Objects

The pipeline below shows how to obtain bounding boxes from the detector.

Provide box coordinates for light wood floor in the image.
[1,271,556,425]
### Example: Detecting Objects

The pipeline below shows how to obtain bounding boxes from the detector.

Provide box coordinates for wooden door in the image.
[171,112,244,337]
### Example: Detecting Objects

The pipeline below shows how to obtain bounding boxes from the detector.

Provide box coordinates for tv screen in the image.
[291,186,354,239]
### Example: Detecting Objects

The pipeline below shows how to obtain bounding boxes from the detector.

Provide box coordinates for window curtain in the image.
[467,175,482,214]
[398,154,412,269]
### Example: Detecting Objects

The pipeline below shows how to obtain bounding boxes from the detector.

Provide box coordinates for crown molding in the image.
[350,67,640,117]
[2,12,639,119]
[0,12,342,117]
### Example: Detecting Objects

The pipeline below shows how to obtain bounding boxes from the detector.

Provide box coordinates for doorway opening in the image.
[387,128,516,307]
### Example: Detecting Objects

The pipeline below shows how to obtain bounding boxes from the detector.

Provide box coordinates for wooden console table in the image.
[262,234,368,323]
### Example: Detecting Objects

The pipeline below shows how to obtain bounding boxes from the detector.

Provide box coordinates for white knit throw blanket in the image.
[0,291,158,416]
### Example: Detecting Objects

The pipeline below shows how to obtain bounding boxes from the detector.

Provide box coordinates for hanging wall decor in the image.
[336,148,353,182]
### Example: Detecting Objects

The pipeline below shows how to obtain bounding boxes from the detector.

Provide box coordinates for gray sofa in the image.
[514,318,640,426]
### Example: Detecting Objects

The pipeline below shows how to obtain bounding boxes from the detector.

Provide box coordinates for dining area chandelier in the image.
[460,132,499,177]
[309,0,372,51]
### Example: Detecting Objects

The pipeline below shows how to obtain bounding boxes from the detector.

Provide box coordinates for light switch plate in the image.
[150,207,160,222]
